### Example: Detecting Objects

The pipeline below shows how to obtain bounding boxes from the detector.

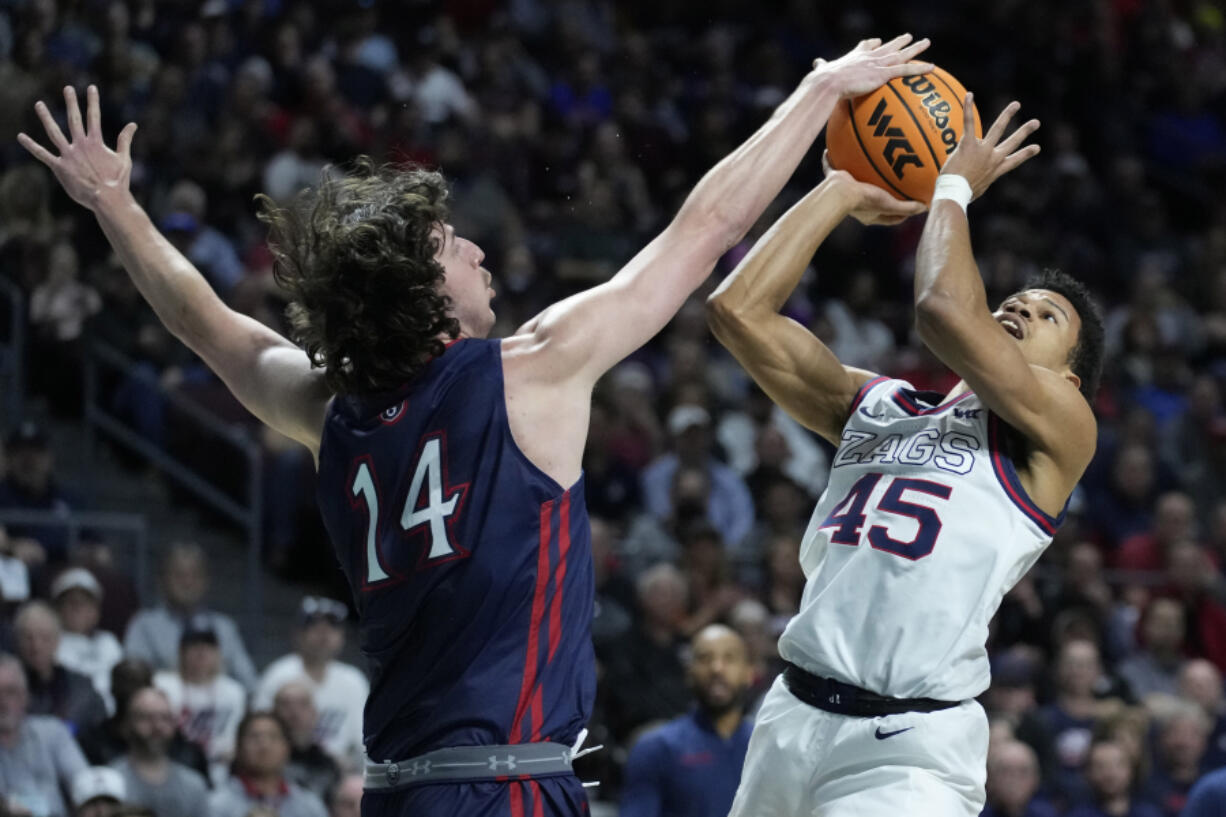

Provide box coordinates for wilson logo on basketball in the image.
[901,75,958,155]
[866,99,922,179]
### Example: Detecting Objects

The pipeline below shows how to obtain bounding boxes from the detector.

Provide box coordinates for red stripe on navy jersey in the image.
[511,499,555,742]
[509,781,525,817]
[547,492,573,662]
[530,780,545,817]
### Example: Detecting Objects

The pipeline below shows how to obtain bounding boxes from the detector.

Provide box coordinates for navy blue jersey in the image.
[315,338,595,763]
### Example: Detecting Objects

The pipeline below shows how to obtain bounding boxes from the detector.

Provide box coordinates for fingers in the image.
[116,121,137,158]
[890,60,936,77]
[962,93,976,142]
[896,38,932,62]
[86,85,101,139]
[875,33,913,53]
[34,100,69,151]
[998,118,1040,155]
[822,149,836,175]
[856,37,883,52]
[64,86,85,141]
[984,101,1021,146]
[1000,144,1042,175]
[16,133,58,168]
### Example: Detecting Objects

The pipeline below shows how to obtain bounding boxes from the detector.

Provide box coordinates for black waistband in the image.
[782,663,960,717]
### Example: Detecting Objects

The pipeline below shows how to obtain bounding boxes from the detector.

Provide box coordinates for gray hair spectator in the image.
[207,712,327,817]
[123,542,257,689]
[272,680,340,801]
[14,600,106,734]
[0,652,88,817]
[109,686,208,817]
[982,740,1053,817]
[1117,598,1186,701]
[254,596,366,770]
[1179,659,1226,768]
[51,568,122,711]
[70,766,125,817]
[1144,699,1211,816]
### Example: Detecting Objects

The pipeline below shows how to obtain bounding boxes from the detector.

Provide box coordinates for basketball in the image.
[826,65,981,203]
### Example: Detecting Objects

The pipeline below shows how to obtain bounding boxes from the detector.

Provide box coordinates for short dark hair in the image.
[257,158,460,396]
[1020,269,1104,401]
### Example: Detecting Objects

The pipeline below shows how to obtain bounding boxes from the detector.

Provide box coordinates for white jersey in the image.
[779,377,1064,702]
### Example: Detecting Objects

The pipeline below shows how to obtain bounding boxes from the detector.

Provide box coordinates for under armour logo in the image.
[488,754,518,771]
[406,760,432,776]
[953,408,981,420]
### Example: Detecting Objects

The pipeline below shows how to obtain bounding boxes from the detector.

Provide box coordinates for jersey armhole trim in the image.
[892,388,976,416]
[849,375,890,413]
[987,412,1065,535]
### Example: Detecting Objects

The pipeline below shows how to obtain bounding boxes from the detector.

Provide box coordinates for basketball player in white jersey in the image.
[707,97,1104,815]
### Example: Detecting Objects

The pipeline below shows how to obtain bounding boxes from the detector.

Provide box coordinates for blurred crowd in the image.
[0,0,1225,815]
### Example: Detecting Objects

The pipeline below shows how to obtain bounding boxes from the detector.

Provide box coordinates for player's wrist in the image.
[931,174,973,213]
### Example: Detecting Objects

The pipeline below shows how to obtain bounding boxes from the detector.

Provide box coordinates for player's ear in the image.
[1064,370,1082,391]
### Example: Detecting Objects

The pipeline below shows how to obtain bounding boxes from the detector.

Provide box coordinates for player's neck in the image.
[300,654,329,679]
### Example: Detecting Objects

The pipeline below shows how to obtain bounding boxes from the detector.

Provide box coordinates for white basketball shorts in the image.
[727,675,988,817]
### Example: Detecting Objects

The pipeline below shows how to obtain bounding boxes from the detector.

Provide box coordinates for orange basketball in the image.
[826,66,981,203]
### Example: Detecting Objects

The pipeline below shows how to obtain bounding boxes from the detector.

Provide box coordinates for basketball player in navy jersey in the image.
[18,36,932,817]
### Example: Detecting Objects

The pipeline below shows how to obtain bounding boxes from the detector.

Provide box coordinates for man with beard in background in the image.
[618,625,754,817]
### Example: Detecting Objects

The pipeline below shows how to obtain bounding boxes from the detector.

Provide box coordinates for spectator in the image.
[0,652,87,817]
[51,568,122,711]
[124,542,257,689]
[1179,659,1226,768]
[154,624,246,785]
[69,766,126,817]
[603,564,692,741]
[1116,598,1186,700]
[678,523,743,637]
[253,596,366,769]
[824,269,896,372]
[272,680,341,801]
[589,517,633,652]
[619,625,753,817]
[728,599,776,711]
[328,774,362,817]
[982,739,1057,817]
[1143,700,1210,816]
[207,712,327,817]
[1163,541,1226,672]
[1037,639,1115,808]
[109,686,209,817]
[14,600,106,735]
[0,422,82,567]
[640,406,755,548]
[77,658,209,778]
[28,243,102,410]
[159,179,244,298]
[1114,492,1198,573]
[1065,738,1162,817]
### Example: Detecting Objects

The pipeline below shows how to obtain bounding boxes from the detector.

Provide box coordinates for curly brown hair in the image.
[256,157,460,396]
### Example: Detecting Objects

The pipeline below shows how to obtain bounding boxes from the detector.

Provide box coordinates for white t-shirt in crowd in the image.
[57,630,124,712]
[254,655,367,766]
[154,670,247,786]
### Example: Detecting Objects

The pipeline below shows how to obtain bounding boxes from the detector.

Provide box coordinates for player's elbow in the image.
[705,290,747,338]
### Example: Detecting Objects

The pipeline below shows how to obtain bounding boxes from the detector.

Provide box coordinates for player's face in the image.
[993,289,1082,387]
[434,223,495,339]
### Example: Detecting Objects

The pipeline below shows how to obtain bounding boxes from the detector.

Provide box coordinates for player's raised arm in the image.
[913,96,1095,489]
[707,164,924,444]
[18,86,330,455]
[510,35,933,386]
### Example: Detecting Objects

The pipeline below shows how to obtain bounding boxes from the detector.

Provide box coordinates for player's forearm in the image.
[914,199,988,328]
[92,189,225,346]
[675,72,840,252]
[708,180,851,321]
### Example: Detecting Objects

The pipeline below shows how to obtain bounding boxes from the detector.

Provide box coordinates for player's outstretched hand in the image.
[811,34,934,100]
[17,85,137,212]
[939,95,1040,200]
[823,150,927,226]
